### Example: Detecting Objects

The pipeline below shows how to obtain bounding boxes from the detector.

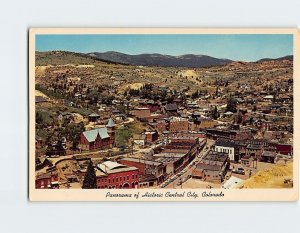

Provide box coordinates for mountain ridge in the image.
[35,50,293,68]
[86,51,233,68]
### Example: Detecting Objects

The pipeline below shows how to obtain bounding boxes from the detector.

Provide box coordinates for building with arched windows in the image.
[79,118,115,150]
[95,161,139,189]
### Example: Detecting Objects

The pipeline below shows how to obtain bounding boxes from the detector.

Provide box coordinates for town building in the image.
[79,118,115,150]
[153,137,200,175]
[214,138,239,161]
[119,157,166,185]
[168,117,190,132]
[35,171,59,189]
[163,103,178,116]
[192,151,230,183]
[95,161,139,189]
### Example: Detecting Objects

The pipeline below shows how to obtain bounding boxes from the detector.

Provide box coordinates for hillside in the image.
[35,51,112,66]
[239,162,293,189]
[257,55,293,62]
[86,51,233,68]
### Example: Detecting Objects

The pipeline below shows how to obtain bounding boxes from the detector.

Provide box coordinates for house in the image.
[144,131,159,144]
[95,161,139,189]
[79,118,115,150]
[58,112,74,122]
[261,151,277,163]
[164,103,178,115]
[133,134,146,146]
[139,100,161,112]
[88,113,100,122]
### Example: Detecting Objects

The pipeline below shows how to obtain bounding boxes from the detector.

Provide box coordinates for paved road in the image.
[163,139,215,189]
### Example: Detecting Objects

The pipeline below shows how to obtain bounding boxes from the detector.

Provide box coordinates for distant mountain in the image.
[257,55,293,62]
[86,51,233,68]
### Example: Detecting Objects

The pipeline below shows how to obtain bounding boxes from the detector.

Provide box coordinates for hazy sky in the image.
[36,34,293,62]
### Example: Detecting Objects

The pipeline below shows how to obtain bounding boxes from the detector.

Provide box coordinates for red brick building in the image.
[276,143,293,155]
[144,131,159,143]
[95,161,139,189]
[168,117,189,132]
[35,171,59,189]
[79,118,115,151]
[132,107,151,119]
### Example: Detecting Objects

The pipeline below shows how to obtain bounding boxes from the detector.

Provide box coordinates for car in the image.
[232,167,245,175]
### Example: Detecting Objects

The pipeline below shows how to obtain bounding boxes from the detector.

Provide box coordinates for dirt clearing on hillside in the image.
[238,162,293,189]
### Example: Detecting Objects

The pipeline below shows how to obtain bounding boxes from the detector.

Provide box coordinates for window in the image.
[116,177,118,182]
[127,175,129,180]
[108,179,110,183]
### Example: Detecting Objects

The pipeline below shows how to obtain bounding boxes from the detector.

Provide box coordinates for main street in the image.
[163,139,215,189]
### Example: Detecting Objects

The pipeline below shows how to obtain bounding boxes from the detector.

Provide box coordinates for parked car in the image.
[232,167,245,175]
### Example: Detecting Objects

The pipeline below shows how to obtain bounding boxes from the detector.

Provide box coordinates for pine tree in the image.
[212,106,219,120]
[82,161,97,189]
[226,96,237,113]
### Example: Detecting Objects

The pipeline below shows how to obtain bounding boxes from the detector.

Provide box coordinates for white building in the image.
[214,139,237,161]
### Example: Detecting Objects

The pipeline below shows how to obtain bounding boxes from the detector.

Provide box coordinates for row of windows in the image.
[98,182,138,189]
[99,174,138,183]
[216,147,232,154]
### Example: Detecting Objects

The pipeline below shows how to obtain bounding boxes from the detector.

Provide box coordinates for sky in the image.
[36,34,293,62]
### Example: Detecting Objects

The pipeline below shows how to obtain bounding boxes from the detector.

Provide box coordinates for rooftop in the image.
[96,161,137,176]
[215,138,237,148]
[82,127,110,142]
[106,118,115,128]
[121,157,163,166]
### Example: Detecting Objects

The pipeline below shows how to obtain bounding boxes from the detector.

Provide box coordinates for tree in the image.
[82,161,97,189]
[212,106,219,120]
[252,105,257,112]
[226,96,237,113]
[36,111,44,124]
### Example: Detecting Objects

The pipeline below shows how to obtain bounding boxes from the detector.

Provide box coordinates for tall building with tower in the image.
[79,118,115,151]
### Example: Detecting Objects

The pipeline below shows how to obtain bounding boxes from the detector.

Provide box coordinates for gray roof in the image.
[89,113,100,117]
[82,127,110,142]
[165,103,178,111]
[106,118,115,128]
[35,96,48,103]
[121,157,163,166]
[215,139,237,148]
[96,161,137,176]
